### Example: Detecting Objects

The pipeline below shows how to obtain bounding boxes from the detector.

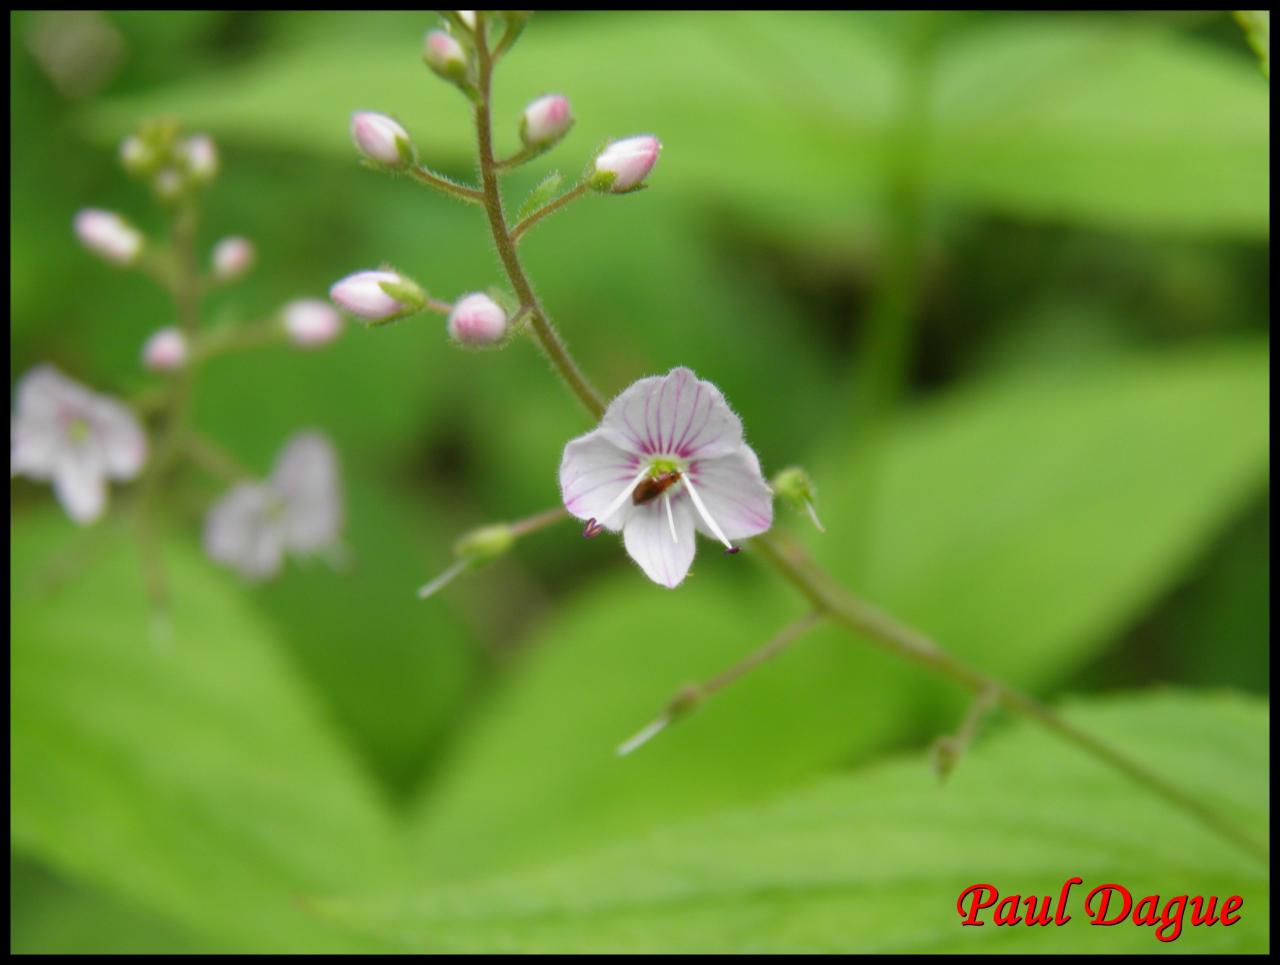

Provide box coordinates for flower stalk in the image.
[442,14,1268,865]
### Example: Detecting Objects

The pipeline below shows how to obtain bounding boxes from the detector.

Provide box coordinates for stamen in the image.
[663,491,678,543]
[582,518,604,538]
[588,466,650,536]
[681,473,735,553]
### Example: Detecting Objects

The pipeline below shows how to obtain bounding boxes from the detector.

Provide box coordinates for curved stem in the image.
[408,164,484,202]
[510,181,590,243]
[471,22,605,419]
[751,529,1268,863]
[458,19,1268,866]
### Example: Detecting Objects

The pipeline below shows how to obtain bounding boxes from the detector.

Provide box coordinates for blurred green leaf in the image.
[402,345,1269,881]
[325,691,1270,953]
[821,343,1271,691]
[10,513,399,952]
[84,12,1268,236]
[1234,11,1270,78]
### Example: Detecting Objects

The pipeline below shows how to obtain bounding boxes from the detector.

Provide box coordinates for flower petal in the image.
[559,427,642,530]
[11,408,62,479]
[599,367,743,460]
[688,446,774,540]
[623,496,697,588]
[204,483,286,581]
[52,447,107,524]
[270,431,342,553]
[90,395,148,479]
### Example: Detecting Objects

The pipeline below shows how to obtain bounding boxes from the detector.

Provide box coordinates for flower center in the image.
[65,417,91,444]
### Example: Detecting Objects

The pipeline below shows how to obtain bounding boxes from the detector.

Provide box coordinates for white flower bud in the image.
[590,135,662,193]
[184,133,219,182]
[329,269,425,323]
[447,292,508,346]
[282,298,343,347]
[423,30,468,81]
[119,134,153,176]
[211,236,255,281]
[520,94,573,148]
[141,326,188,372]
[73,208,143,265]
[349,111,413,167]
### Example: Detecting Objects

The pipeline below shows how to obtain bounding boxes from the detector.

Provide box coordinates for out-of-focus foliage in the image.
[10,10,1270,954]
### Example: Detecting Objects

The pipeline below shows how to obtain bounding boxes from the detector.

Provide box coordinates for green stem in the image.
[471,22,606,419]
[458,16,1268,866]
[510,181,590,243]
[408,164,484,202]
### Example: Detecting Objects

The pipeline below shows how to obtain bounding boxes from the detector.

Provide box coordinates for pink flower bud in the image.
[211,236,255,281]
[590,135,662,193]
[447,292,508,346]
[329,269,425,323]
[423,30,468,79]
[73,208,143,265]
[184,133,219,182]
[283,298,343,347]
[141,326,188,371]
[349,111,413,167]
[521,94,573,148]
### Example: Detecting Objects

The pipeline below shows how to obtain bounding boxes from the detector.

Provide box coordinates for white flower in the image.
[558,367,773,588]
[141,326,188,371]
[73,208,143,265]
[10,365,147,524]
[282,298,343,347]
[204,431,343,581]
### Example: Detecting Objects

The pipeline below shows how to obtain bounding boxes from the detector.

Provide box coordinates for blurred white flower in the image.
[282,298,343,348]
[204,431,343,581]
[10,365,147,524]
[141,326,188,372]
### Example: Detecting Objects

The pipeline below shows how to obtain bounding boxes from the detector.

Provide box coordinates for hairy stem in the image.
[458,18,1268,865]
[510,181,590,243]
[472,22,605,419]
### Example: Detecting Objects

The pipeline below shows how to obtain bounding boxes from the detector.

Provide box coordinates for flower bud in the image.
[329,269,425,323]
[183,133,219,183]
[453,522,515,562]
[589,135,661,193]
[141,326,188,372]
[349,111,413,167]
[73,208,143,265]
[772,466,825,533]
[211,236,255,281]
[423,30,468,83]
[282,298,343,347]
[520,94,573,149]
[456,10,477,30]
[119,134,154,176]
[447,292,508,346]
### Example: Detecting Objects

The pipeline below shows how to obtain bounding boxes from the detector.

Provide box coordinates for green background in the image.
[9,10,1270,953]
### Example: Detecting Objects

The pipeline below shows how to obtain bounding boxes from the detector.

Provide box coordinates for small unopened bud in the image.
[349,111,414,167]
[153,167,184,201]
[589,135,661,193]
[211,236,255,281]
[520,94,573,149]
[183,133,219,183]
[141,326,188,372]
[772,466,824,532]
[456,10,477,30]
[329,269,425,323]
[454,523,515,562]
[73,208,143,265]
[423,30,468,83]
[447,292,508,346]
[282,298,343,347]
[119,134,154,176]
